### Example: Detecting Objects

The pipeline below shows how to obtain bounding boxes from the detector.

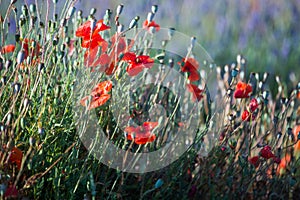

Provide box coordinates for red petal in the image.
[188,68,200,81]
[81,33,105,49]
[1,44,15,54]
[94,19,110,33]
[122,52,136,62]
[76,20,92,38]
[91,80,112,96]
[135,133,156,145]
[187,84,203,101]
[126,64,144,76]
[143,122,158,132]
[89,94,111,109]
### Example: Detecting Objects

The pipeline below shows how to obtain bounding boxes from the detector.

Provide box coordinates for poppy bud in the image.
[168,27,175,39]
[231,68,239,77]
[129,16,139,29]
[236,54,242,64]
[52,0,58,3]
[147,12,154,22]
[21,5,29,17]
[11,0,17,4]
[13,83,21,94]
[168,58,174,68]
[77,10,83,18]
[116,4,124,16]
[17,51,25,64]
[263,72,269,82]
[277,132,282,139]
[67,6,76,19]
[262,90,269,99]
[6,112,13,126]
[29,4,36,14]
[90,8,97,16]
[258,81,263,89]
[287,127,293,135]
[190,36,196,49]
[151,5,158,14]
[5,60,12,70]
[117,24,124,33]
[23,97,29,108]
[1,76,7,85]
[297,82,300,90]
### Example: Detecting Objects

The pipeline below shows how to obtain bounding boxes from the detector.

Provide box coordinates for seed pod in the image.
[13,82,21,94]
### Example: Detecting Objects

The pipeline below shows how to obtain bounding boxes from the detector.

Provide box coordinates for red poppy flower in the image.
[179,57,200,82]
[122,52,154,76]
[143,20,160,32]
[76,19,110,49]
[125,122,158,145]
[260,145,275,159]
[80,80,112,110]
[187,83,203,101]
[248,156,260,168]
[241,110,256,121]
[84,34,135,75]
[249,98,259,112]
[297,91,300,100]
[21,38,40,59]
[8,147,23,170]
[234,82,252,98]
[1,44,15,54]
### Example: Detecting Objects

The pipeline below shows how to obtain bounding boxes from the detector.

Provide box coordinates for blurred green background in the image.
[2,0,300,80]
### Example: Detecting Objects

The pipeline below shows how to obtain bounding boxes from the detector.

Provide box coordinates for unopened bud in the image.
[151,5,158,13]
[116,4,124,16]
[147,12,154,22]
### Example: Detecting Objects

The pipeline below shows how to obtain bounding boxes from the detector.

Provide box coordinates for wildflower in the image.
[8,147,23,170]
[122,52,154,76]
[80,80,112,110]
[187,84,203,101]
[124,121,158,145]
[76,19,110,49]
[143,20,160,32]
[234,82,252,98]
[260,145,275,159]
[249,98,259,112]
[1,44,15,54]
[178,57,200,82]
[248,156,260,168]
[241,110,256,121]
